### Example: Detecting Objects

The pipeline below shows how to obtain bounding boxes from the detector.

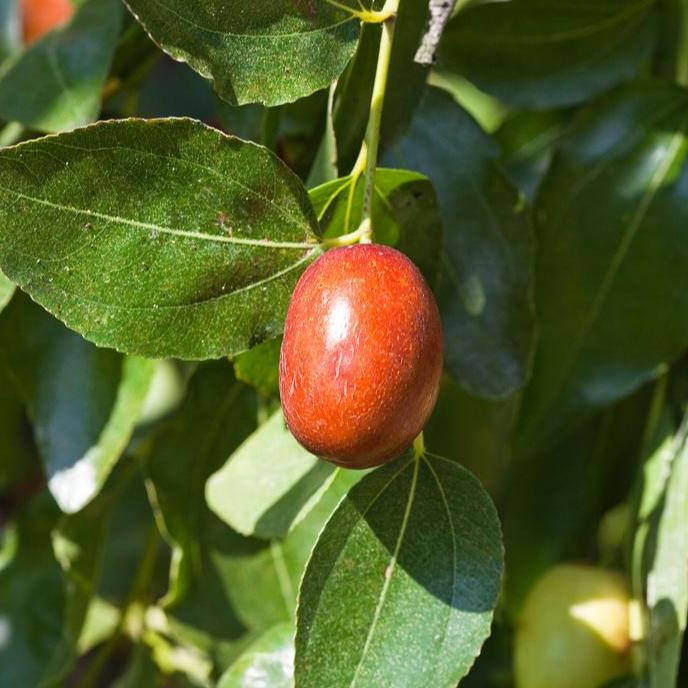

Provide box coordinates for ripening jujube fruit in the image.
[279,244,443,469]
[20,0,73,44]
[515,564,632,688]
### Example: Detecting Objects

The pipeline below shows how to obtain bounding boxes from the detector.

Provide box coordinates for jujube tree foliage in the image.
[0,0,686,687]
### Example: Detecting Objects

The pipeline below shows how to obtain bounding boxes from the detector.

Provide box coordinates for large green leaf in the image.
[0,269,13,312]
[310,169,443,288]
[385,88,535,398]
[0,293,154,513]
[438,0,658,109]
[296,452,503,688]
[123,0,360,106]
[516,84,688,456]
[206,410,337,540]
[0,119,321,359]
[218,623,294,688]
[0,0,122,132]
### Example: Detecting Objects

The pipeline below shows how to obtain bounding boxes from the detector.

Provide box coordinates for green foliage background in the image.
[0,0,686,686]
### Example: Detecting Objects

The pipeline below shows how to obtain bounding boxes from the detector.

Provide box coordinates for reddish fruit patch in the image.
[279,244,443,469]
[21,0,73,45]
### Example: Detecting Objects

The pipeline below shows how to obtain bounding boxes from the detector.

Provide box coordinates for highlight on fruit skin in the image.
[279,244,443,469]
[515,563,632,688]
[20,0,74,44]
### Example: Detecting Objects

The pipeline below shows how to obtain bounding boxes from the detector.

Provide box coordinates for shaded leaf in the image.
[424,375,518,496]
[218,623,294,688]
[505,391,649,615]
[0,293,154,513]
[296,452,503,688]
[233,338,282,398]
[310,169,443,288]
[0,366,39,492]
[146,360,258,605]
[385,87,535,398]
[207,410,337,540]
[0,118,321,359]
[0,492,66,688]
[438,0,658,109]
[516,84,688,456]
[123,0,360,106]
[496,109,569,202]
[0,0,122,132]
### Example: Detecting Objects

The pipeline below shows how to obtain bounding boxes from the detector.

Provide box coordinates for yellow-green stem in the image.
[358,0,400,243]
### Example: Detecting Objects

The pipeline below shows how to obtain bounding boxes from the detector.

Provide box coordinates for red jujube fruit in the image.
[279,244,443,469]
[21,0,73,44]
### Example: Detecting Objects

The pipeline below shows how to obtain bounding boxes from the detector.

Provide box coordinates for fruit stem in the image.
[357,0,400,244]
[413,432,425,459]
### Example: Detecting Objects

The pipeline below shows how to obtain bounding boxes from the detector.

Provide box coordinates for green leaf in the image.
[309,169,443,288]
[123,0,360,106]
[0,293,154,513]
[0,0,122,132]
[385,87,535,398]
[296,452,503,688]
[496,110,569,202]
[505,391,648,615]
[0,365,39,492]
[424,375,518,495]
[233,338,282,398]
[438,0,658,109]
[333,0,430,171]
[638,411,688,686]
[146,360,258,605]
[0,269,13,312]
[45,475,126,684]
[218,623,294,688]
[0,118,321,359]
[516,84,688,456]
[0,492,66,688]
[207,410,338,540]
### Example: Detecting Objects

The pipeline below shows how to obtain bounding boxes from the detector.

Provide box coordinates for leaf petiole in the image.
[324,0,397,24]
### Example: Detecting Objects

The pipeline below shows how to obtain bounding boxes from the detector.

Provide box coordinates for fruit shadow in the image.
[342,455,502,615]
[254,461,336,538]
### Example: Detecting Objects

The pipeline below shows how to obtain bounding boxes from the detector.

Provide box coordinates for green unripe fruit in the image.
[515,564,631,688]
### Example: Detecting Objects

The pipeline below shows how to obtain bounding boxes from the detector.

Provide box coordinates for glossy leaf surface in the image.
[517,84,688,454]
[124,0,360,106]
[385,88,535,398]
[0,119,321,359]
[438,0,658,109]
[296,453,503,688]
